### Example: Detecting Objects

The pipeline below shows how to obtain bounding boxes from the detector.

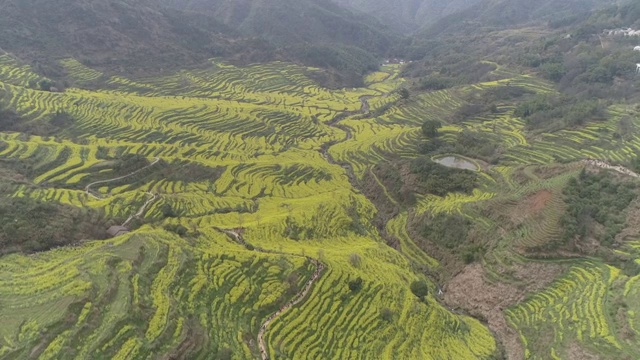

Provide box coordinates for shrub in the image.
[163,224,188,237]
[161,203,178,218]
[380,307,395,322]
[421,120,442,138]
[410,280,429,300]
[348,277,363,292]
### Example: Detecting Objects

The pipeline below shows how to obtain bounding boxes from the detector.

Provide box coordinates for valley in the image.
[0,49,639,359]
[1,1,640,359]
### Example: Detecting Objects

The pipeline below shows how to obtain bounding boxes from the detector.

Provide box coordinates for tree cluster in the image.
[0,196,106,255]
[410,157,478,196]
[561,169,636,247]
[420,213,471,249]
[514,95,606,131]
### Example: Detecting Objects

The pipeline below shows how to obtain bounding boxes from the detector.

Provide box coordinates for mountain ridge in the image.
[331,0,483,32]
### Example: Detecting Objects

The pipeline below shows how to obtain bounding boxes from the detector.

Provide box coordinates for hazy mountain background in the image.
[0,0,239,75]
[0,0,624,85]
[422,0,620,35]
[332,0,483,33]
[157,0,396,50]
[0,0,397,85]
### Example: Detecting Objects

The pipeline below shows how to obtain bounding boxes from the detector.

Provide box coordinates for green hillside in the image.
[332,0,482,32]
[0,0,397,87]
[159,0,396,50]
[423,0,618,35]
[0,55,501,359]
[1,0,640,359]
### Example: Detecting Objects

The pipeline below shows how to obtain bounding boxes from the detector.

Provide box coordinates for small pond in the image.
[433,156,478,171]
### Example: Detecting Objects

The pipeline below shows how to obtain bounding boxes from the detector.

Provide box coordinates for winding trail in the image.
[85,157,160,199]
[213,227,325,360]
[84,157,161,227]
[360,95,373,115]
[211,97,373,359]
[583,159,640,178]
[319,95,374,179]
[122,192,158,227]
[257,262,323,359]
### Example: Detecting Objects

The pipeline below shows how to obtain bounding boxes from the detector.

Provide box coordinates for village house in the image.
[107,225,130,237]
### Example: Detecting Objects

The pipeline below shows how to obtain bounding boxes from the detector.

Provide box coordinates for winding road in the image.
[210,96,374,358]
[257,261,324,359]
[319,95,374,178]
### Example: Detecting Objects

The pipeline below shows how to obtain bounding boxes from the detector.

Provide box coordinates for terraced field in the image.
[327,61,640,358]
[1,53,640,359]
[0,58,501,359]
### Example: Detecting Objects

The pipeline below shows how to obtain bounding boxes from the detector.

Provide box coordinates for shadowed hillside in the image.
[159,0,397,52]
[332,0,482,33]
[0,0,400,86]
[0,0,238,75]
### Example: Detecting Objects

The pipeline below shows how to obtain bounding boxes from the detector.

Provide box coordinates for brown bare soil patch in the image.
[567,342,601,360]
[445,262,563,359]
[509,190,552,224]
[529,190,552,212]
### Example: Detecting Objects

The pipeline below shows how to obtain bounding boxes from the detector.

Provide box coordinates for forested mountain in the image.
[0,0,398,85]
[332,0,482,32]
[155,0,400,85]
[332,0,618,33]
[158,0,396,52]
[424,0,618,34]
[0,0,237,72]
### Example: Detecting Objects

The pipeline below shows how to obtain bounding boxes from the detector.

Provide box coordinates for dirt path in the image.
[83,157,161,227]
[583,159,640,178]
[360,95,373,115]
[213,227,325,360]
[122,192,158,227]
[220,94,377,358]
[85,157,160,199]
[257,261,324,360]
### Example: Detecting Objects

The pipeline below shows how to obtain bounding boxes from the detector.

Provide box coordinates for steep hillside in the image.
[0,0,397,86]
[156,0,401,85]
[164,0,394,52]
[159,0,397,54]
[332,0,482,33]
[0,0,238,76]
[424,0,617,35]
[4,1,640,359]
